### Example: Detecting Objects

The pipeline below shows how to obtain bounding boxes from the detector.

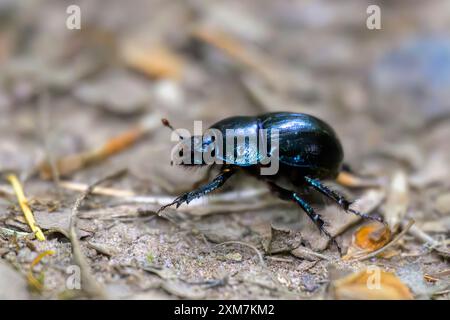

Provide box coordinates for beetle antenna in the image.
[161,118,183,140]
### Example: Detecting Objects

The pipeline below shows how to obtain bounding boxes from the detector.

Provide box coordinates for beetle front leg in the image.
[267,182,342,255]
[157,167,236,214]
[304,176,384,223]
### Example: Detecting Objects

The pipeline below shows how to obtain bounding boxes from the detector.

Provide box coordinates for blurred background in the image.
[0,0,449,300]
[1,0,450,183]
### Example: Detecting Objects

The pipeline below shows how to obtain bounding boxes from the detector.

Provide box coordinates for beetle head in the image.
[171,135,216,166]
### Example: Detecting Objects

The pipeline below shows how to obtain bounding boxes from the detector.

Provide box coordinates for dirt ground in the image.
[0,0,449,299]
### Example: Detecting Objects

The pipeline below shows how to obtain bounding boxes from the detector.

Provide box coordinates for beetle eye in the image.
[179,149,184,157]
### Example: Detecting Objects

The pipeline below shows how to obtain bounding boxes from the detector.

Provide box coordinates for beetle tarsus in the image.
[347,208,385,224]
[304,176,384,224]
[157,167,235,214]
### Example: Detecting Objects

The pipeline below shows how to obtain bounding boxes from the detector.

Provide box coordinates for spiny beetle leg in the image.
[267,182,342,255]
[304,176,385,224]
[157,166,235,214]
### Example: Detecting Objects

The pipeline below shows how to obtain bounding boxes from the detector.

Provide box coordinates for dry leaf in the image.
[268,225,303,254]
[354,223,391,251]
[333,269,413,300]
[343,222,391,260]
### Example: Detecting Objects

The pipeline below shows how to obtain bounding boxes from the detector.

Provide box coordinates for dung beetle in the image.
[159,112,382,253]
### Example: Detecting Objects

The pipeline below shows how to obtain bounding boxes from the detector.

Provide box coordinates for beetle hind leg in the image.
[157,166,235,214]
[304,176,384,224]
[267,182,342,255]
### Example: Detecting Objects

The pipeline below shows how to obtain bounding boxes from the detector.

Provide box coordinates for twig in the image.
[60,181,136,198]
[265,256,294,263]
[290,246,332,261]
[6,174,45,241]
[59,180,269,209]
[68,171,126,299]
[402,221,440,247]
[0,227,31,239]
[350,220,415,262]
[215,241,265,267]
[129,188,269,208]
[432,289,450,297]
[182,200,280,216]
[38,113,160,179]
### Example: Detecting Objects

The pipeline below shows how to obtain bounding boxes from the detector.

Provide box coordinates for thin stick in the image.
[6,174,45,241]
[291,246,332,261]
[38,113,160,179]
[402,221,440,247]
[433,289,450,297]
[59,181,136,198]
[59,180,269,208]
[350,220,415,262]
[68,171,126,299]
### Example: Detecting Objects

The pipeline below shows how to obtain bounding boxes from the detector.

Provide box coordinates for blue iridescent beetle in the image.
[159,112,382,253]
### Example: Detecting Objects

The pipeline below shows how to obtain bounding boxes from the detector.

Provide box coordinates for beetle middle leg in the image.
[304,176,384,223]
[267,181,342,255]
[158,166,236,213]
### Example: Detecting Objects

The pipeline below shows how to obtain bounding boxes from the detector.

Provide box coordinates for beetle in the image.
[158,112,383,253]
